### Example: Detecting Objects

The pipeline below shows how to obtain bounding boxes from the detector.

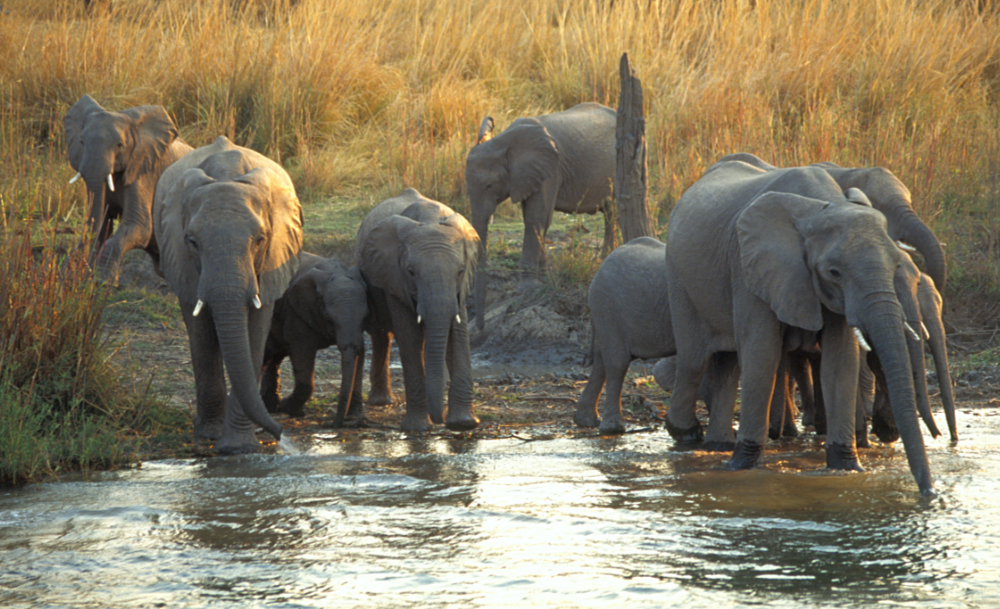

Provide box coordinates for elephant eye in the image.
[407,266,416,277]
[485,183,493,191]
[828,268,841,279]
[186,235,198,250]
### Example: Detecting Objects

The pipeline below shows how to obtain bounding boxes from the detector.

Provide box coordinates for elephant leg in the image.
[280,347,316,418]
[518,185,557,290]
[98,194,153,272]
[856,358,876,447]
[703,352,739,451]
[819,312,862,471]
[666,353,708,444]
[216,302,275,454]
[367,326,395,406]
[792,354,815,427]
[445,316,479,431]
[348,346,366,419]
[389,304,432,432]
[731,316,783,469]
[598,355,629,435]
[182,305,228,440]
[768,357,790,441]
[260,350,282,414]
[574,348,605,428]
[810,356,827,435]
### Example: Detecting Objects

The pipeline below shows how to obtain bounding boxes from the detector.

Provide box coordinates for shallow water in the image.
[3,411,1000,608]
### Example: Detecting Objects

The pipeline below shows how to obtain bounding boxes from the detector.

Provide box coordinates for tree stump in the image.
[614,52,654,245]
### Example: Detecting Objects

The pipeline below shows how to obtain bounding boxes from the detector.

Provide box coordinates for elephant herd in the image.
[66,95,951,496]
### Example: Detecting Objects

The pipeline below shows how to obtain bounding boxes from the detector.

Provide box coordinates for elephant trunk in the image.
[212,290,283,441]
[926,311,958,442]
[333,348,360,428]
[422,307,453,425]
[471,206,492,330]
[891,209,947,292]
[896,288,941,438]
[865,303,934,496]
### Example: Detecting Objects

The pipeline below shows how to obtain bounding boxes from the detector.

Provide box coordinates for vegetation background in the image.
[1,0,999,481]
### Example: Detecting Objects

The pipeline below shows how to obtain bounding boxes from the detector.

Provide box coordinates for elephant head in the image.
[465,115,559,328]
[65,94,183,249]
[737,190,933,495]
[360,201,479,425]
[158,149,303,448]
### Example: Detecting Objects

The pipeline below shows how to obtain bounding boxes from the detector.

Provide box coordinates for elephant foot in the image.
[782,422,799,438]
[768,425,782,441]
[871,413,900,444]
[445,413,480,431]
[598,417,626,435]
[214,428,263,455]
[367,391,395,407]
[665,417,703,444]
[826,442,864,472]
[278,399,307,418]
[728,440,763,469]
[194,417,225,441]
[856,429,871,448]
[573,406,600,429]
[263,394,280,414]
[702,440,736,452]
[400,412,433,432]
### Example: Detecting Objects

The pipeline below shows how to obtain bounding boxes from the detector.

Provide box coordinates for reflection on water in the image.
[2,412,1000,608]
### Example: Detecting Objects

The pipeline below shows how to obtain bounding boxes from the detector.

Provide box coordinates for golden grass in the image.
[1,0,999,294]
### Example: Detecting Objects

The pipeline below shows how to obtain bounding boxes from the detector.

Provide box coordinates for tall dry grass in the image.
[1,0,999,294]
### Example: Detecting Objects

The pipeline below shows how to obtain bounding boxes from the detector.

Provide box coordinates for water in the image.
[3,411,1000,608]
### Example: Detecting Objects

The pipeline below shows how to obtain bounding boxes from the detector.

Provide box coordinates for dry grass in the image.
[1,0,999,287]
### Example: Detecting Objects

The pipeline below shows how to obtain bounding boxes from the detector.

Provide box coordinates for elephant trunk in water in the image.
[864,301,933,496]
[211,289,283,441]
[421,300,455,425]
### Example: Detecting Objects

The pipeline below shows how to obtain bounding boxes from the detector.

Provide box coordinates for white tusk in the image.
[106,174,115,192]
[853,327,872,352]
[417,315,422,325]
[69,172,81,184]
[921,321,930,341]
[456,314,462,324]
[192,299,204,317]
[904,322,921,341]
[896,241,917,253]
[252,295,262,309]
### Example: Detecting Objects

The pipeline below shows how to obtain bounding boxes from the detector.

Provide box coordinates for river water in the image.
[2,410,1000,608]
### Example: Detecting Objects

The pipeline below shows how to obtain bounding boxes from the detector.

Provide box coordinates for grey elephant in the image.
[260,252,368,427]
[65,94,192,272]
[153,136,302,454]
[666,157,941,496]
[465,103,616,329]
[573,237,740,442]
[356,188,480,432]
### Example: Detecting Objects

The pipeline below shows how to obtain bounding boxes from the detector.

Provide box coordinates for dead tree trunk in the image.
[614,52,654,245]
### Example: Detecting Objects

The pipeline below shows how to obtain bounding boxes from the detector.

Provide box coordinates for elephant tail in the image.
[582,328,595,368]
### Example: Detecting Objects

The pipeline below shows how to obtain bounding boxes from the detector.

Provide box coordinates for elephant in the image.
[356,188,480,432]
[153,136,302,454]
[260,252,368,427]
[665,156,940,496]
[465,103,616,329]
[573,236,740,442]
[65,94,193,272]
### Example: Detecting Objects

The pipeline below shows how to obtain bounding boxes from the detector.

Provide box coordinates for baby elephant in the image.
[261,252,369,427]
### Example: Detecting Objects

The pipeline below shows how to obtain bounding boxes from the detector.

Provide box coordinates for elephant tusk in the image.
[456,314,461,324]
[904,322,921,341]
[192,299,204,317]
[252,295,262,309]
[853,327,872,352]
[921,321,930,341]
[106,174,115,192]
[417,315,422,325]
[896,240,917,253]
[69,172,81,184]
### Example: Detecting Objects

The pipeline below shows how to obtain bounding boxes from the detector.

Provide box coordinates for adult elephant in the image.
[714,153,947,291]
[65,94,192,272]
[666,157,937,496]
[153,136,302,454]
[356,188,480,432]
[465,103,616,329]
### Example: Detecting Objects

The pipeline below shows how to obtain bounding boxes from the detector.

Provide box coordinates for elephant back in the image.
[354,188,433,263]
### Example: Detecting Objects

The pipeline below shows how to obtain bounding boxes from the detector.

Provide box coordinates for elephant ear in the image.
[441,212,480,299]
[360,215,419,306]
[236,167,304,304]
[737,191,829,331]
[505,118,559,204]
[122,105,180,186]
[158,168,216,303]
[64,95,105,171]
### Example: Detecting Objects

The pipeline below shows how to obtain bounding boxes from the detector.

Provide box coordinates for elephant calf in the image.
[261,252,369,427]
